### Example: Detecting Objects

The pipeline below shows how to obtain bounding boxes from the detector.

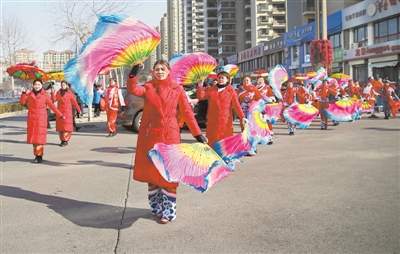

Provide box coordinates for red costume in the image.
[197,84,245,149]
[105,84,125,135]
[20,89,62,157]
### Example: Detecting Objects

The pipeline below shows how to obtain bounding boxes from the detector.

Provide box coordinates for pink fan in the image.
[264,102,283,124]
[267,64,288,99]
[283,103,319,129]
[213,126,252,163]
[148,143,234,193]
[309,67,327,85]
[323,98,356,122]
[247,100,272,153]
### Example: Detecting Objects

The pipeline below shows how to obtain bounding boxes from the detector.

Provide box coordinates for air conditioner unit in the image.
[351,43,359,49]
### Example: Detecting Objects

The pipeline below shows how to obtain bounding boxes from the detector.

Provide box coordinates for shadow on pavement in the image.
[0,185,153,229]
[91,146,136,154]
[364,127,400,131]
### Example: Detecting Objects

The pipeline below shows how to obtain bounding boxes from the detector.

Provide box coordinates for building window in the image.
[374,17,400,44]
[329,33,342,49]
[258,28,268,36]
[292,46,299,62]
[354,25,368,47]
[303,0,315,12]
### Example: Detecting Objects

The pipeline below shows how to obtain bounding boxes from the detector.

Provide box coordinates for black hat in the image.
[383,80,390,84]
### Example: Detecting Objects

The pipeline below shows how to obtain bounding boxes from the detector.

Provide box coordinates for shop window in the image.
[374,17,399,44]
[292,46,299,62]
[329,33,342,49]
[354,25,368,47]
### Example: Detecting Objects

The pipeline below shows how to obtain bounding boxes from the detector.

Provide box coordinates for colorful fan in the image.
[308,67,327,85]
[264,102,283,124]
[148,142,234,193]
[351,97,363,119]
[46,70,65,81]
[213,125,252,163]
[283,103,319,129]
[246,100,272,154]
[64,14,161,104]
[221,64,239,78]
[267,64,288,99]
[169,52,217,85]
[361,101,374,113]
[323,97,356,122]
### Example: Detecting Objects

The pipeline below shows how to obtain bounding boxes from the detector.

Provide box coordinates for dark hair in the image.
[61,80,68,85]
[153,59,171,70]
[109,78,116,82]
[217,71,230,80]
[32,79,43,85]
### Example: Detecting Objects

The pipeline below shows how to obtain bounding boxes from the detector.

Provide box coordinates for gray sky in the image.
[1,0,167,57]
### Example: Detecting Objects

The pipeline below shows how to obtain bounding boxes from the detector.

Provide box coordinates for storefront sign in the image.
[264,37,285,52]
[333,49,343,62]
[226,54,238,64]
[238,44,264,63]
[343,39,400,60]
[284,23,315,46]
[342,1,400,30]
[304,54,310,63]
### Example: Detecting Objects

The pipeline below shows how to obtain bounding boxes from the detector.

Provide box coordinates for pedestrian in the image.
[104,78,125,137]
[196,71,246,149]
[127,61,207,224]
[20,79,65,163]
[51,80,82,147]
[92,83,104,117]
[379,80,398,119]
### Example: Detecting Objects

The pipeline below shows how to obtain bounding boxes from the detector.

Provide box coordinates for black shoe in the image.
[32,156,43,163]
[112,132,117,137]
[75,126,81,132]
[289,131,294,135]
[267,141,273,145]
[60,141,68,147]
[333,123,340,126]
[107,132,116,138]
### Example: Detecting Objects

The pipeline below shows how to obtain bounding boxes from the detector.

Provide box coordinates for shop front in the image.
[237,44,265,83]
[263,36,285,71]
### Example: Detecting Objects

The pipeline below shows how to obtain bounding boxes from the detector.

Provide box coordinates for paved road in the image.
[1,111,399,253]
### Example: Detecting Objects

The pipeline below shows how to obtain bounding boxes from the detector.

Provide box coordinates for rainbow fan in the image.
[246,100,272,153]
[283,103,319,129]
[361,101,374,113]
[213,125,252,163]
[64,14,161,104]
[268,64,288,99]
[169,52,217,85]
[323,97,356,122]
[221,64,239,78]
[148,143,234,193]
[264,102,283,124]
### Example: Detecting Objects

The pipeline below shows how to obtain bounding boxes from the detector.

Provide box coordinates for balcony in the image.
[272,0,285,2]
[272,7,285,15]
[272,20,286,28]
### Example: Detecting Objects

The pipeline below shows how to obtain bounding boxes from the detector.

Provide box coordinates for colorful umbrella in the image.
[148,142,234,193]
[282,103,319,129]
[213,126,252,163]
[249,68,268,79]
[331,73,351,79]
[267,64,288,100]
[6,62,49,81]
[221,64,239,78]
[291,73,309,82]
[46,70,65,81]
[64,14,161,105]
[169,52,217,85]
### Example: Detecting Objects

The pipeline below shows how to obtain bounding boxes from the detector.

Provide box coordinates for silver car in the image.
[117,87,144,133]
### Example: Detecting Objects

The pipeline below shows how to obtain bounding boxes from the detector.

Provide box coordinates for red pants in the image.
[107,109,118,133]
[59,132,72,142]
[33,145,44,156]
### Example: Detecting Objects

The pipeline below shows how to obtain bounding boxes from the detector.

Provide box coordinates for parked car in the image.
[117,85,208,133]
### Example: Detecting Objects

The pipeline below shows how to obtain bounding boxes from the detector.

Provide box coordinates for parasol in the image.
[267,64,288,99]
[64,14,161,105]
[282,103,319,129]
[249,68,268,79]
[221,64,239,78]
[291,73,309,82]
[6,62,49,82]
[46,70,65,81]
[331,73,351,79]
[307,71,316,78]
[169,52,217,85]
[148,142,235,193]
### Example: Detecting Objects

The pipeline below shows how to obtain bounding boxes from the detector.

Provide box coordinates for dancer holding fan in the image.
[127,61,206,224]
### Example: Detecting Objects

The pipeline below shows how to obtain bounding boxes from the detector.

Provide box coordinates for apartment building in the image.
[8,48,39,67]
[42,50,75,72]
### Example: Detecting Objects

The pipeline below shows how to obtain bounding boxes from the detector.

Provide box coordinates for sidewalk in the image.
[74,111,108,129]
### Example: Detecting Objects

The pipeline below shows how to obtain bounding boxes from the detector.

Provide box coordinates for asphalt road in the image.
[1,111,399,254]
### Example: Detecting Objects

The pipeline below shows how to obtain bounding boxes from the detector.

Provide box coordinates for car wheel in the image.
[132,111,143,133]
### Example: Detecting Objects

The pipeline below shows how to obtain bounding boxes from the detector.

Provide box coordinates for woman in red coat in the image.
[51,80,82,147]
[20,79,64,163]
[196,71,246,150]
[127,61,206,224]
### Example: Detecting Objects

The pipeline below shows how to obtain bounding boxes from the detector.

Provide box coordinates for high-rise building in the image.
[8,48,39,67]
[42,50,75,72]
[167,0,182,59]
